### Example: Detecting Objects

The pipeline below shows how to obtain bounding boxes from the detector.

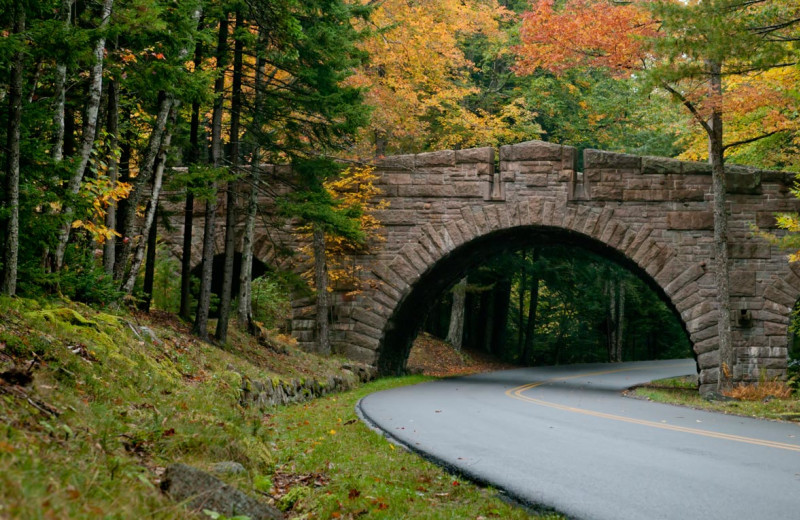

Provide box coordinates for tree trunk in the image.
[481,288,495,354]
[446,277,467,350]
[216,10,244,343]
[615,281,625,362]
[52,0,75,164]
[522,248,540,364]
[1,5,25,296]
[122,103,179,294]
[517,251,527,352]
[492,278,512,353]
[140,206,158,312]
[238,30,266,333]
[180,35,205,321]
[194,13,228,341]
[114,92,172,281]
[708,60,733,391]
[313,225,331,355]
[54,0,114,271]
[103,78,119,274]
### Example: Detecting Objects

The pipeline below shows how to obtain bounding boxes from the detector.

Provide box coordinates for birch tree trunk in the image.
[522,248,540,364]
[1,4,25,296]
[121,103,179,294]
[54,0,114,271]
[52,0,75,164]
[615,281,625,363]
[103,78,119,274]
[313,225,331,355]
[446,277,467,350]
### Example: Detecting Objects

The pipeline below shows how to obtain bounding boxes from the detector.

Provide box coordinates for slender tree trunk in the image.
[194,14,229,340]
[1,5,25,296]
[615,281,625,362]
[481,288,495,354]
[517,251,527,352]
[446,277,467,350]
[216,10,245,343]
[140,206,158,312]
[114,92,172,281]
[708,60,733,391]
[122,104,179,294]
[54,0,114,270]
[492,278,512,353]
[52,0,75,164]
[313,225,331,354]
[522,248,540,364]
[238,32,266,332]
[103,78,119,274]
[180,36,205,321]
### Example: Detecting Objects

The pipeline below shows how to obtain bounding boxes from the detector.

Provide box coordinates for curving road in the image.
[357,360,800,520]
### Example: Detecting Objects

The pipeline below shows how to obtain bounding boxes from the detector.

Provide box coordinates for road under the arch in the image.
[358,359,800,520]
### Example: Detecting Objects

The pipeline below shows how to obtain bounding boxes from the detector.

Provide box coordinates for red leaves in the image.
[514,0,658,77]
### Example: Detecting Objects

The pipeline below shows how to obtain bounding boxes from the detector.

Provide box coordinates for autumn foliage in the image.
[514,0,657,76]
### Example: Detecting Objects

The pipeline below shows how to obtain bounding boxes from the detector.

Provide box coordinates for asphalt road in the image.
[357,359,800,520]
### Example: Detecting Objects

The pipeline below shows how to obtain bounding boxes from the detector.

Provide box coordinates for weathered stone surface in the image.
[500,140,562,162]
[681,161,712,175]
[455,146,494,164]
[729,241,771,259]
[161,464,283,520]
[584,149,641,169]
[729,271,756,296]
[415,150,456,167]
[666,211,714,230]
[726,166,761,194]
[641,156,681,175]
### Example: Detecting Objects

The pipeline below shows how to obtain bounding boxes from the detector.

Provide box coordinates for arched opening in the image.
[376,225,695,375]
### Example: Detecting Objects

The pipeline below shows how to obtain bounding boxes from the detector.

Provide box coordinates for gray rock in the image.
[211,461,246,475]
[161,463,283,520]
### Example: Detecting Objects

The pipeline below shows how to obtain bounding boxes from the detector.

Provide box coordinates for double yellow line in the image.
[505,365,800,452]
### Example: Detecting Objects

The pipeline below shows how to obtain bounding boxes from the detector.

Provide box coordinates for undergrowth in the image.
[0,297,551,519]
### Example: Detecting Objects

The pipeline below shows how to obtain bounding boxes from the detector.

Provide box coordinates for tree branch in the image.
[660,82,712,135]
[723,130,784,152]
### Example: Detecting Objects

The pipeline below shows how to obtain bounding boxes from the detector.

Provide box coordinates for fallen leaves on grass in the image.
[406,333,515,377]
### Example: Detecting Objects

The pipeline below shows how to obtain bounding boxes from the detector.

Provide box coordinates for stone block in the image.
[382,172,413,185]
[500,140,562,162]
[764,284,797,308]
[726,166,761,194]
[669,189,707,202]
[681,161,712,175]
[641,156,681,175]
[729,270,756,296]
[455,146,494,164]
[590,184,624,200]
[562,145,577,171]
[666,211,714,230]
[755,212,778,229]
[728,241,770,259]
[415,150,456,167]
[378,154,414,169]
[584,149,641,169]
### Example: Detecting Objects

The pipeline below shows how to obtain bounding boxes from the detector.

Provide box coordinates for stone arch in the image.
[348,200,712,380]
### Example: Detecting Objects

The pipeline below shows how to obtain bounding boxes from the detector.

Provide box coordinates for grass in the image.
[0,297,558,519]
[267,377,561,519]
[629,376,800,422]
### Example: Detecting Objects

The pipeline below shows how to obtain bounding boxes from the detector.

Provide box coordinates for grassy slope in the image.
[629,376,800,422]
[0,298,555,519]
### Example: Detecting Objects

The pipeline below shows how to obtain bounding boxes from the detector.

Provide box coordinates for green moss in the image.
[26,308,99,329]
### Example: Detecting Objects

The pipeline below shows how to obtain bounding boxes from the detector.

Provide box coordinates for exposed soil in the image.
[406,332,517,377]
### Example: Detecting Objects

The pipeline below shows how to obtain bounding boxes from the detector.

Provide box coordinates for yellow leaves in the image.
[300,166,388,293]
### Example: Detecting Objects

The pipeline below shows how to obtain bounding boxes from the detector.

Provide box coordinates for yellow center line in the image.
[505,364,800,453]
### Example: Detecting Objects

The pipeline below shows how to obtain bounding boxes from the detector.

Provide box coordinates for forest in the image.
[1,0,799,366]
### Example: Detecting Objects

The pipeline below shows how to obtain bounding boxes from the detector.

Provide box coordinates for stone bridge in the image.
[160,140,800,394]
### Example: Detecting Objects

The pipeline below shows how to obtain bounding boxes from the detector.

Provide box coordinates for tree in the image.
[514,0,800,390]
[446,278,468,350]
[1,0,27,296]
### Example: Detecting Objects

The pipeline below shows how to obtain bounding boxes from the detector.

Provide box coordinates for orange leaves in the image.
[514,0,658,77]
